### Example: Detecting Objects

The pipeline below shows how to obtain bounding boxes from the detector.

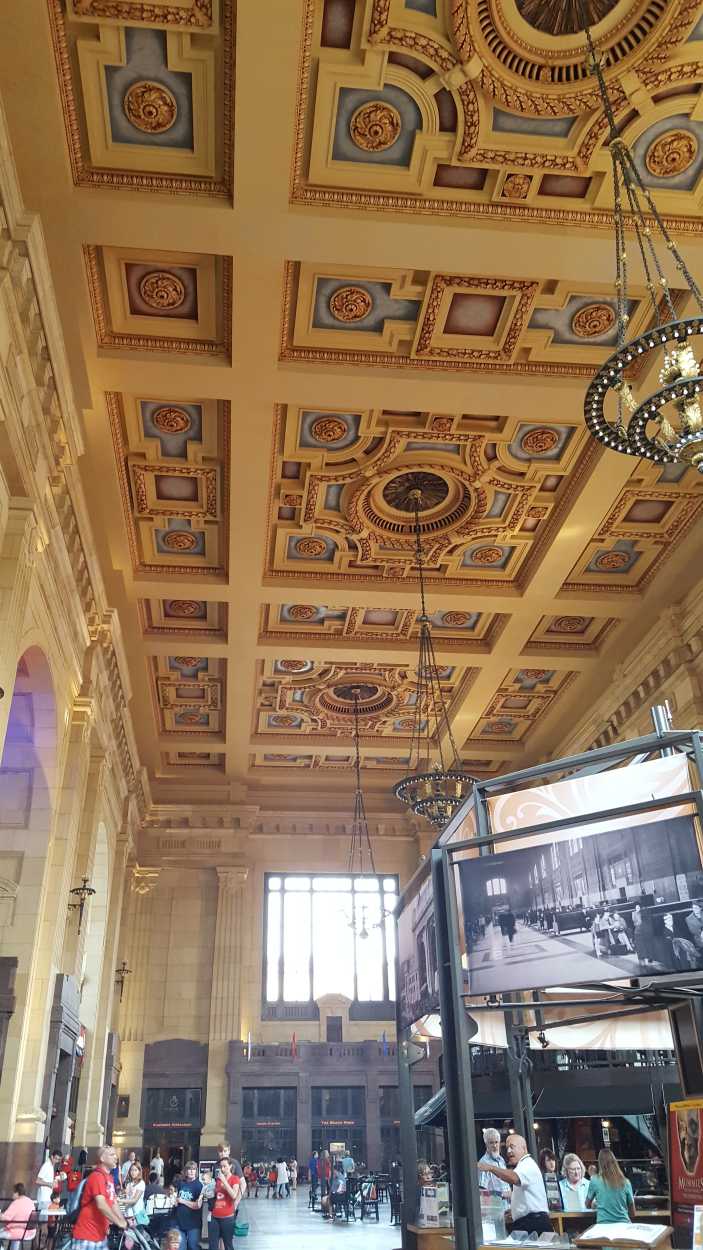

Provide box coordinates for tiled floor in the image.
[237,1187,403,1249]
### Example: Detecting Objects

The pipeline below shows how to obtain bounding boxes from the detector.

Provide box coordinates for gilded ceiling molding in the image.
[47,0,234,198]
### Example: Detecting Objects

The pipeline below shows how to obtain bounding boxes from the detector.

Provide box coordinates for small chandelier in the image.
[581,13,703,470]
[68,876,95,934]
[393,487,475,828]
[115,961,132,1003]
[347,688,378,940]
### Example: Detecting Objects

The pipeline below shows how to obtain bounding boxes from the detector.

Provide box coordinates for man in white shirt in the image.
[36,1150,62,1240]
[121,1151,137,1186]
[477,1133,551,1234]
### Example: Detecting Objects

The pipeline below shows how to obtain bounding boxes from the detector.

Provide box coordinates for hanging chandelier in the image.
[581,14,703,471]
[393,487,475,829]
[347,687,377,940]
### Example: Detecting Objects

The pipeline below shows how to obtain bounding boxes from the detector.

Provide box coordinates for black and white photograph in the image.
[398,869,439,1031]
[458,813,703,995]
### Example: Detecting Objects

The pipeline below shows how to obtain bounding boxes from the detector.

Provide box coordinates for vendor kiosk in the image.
[394,717,703,1250]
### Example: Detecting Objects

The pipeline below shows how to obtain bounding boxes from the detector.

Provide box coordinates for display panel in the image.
[397,863,437,1032]
[458,813,703,995]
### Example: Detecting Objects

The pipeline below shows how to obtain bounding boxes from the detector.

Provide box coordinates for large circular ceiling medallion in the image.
[382,471,450,512]
[123,80,178,133]
[139,271,186,311]
[450,1,672,114]
[362,467,473,538]
[318,680,394,719]
[153,406,192,434]
[645,130,698,178]
[311,416,348,443]
[515,0,617,37]
[179,710,204,724]
[174,656,201,668]
[571,303,616,339]
[594,550,629,571]
[551,615,588,632]
[162,530,197,551]
[278,659,309,672]
[472,546,504,565]
[329,286,372,323]
[295,537,327,557]
[442,611,471,626]
[349,101,402,152]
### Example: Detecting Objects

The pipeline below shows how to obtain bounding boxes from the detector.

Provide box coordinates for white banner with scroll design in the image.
[490,754,694,852]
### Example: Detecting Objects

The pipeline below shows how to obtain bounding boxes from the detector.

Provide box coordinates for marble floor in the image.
[237,1187,403,1249]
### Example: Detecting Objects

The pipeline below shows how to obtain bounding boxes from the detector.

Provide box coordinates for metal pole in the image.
[432,848,483,1250]
[397,1033,423,1247]
[651,703,675,756]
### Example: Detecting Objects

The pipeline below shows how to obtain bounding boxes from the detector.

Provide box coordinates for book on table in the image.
[576,1224,670,1246]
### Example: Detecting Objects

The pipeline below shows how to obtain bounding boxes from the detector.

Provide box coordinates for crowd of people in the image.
[477,1129,638,1233]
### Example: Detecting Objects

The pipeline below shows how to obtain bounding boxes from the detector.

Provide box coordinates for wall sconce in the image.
[68,877,95,934]
[115,961,132,1002]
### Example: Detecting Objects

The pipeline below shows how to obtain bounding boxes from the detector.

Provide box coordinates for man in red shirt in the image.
[72,1145,126,1250]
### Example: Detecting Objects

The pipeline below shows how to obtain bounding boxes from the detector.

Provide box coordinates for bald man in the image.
[477,1133,551,1234]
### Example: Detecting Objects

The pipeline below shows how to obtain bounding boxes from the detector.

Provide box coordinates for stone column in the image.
[116,866,160,1144]
[201,868,249,1147]
[0,698,92,1177]
[73,827,130,1147]
[0,500,37,756]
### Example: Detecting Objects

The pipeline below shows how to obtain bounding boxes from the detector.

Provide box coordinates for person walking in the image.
[318,1151,331,1200]
[478,1133,552,1234]
[289,1158,298,1191]
[150,1150,165,1184]
[275,1159,289,1199]
[478,1129,510,1203]
[586,1150,636,1223]
[559,1155,589,1212]
[308,1151,319,1198]
[70,1145,127,1250]
[175,1160,203,1250]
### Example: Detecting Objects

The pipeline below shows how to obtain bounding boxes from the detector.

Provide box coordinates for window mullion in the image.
[279,882,285,1001]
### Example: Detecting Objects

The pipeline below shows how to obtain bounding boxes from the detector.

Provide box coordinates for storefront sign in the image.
[320,1119,355,1126]
[669,1098,703,1239]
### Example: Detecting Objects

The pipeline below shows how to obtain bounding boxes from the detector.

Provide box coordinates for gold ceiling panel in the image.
[108,391,229,578]
[253,657,475,742]
[562,460,703,594]
[139,598,228,639]
[293,0,703,228]
[466,668,577,746]
[49,0,233,195]
[150,654,226,737]
[524,614,618,655]
[265,403,596,589]
[161,750,226,775]
[280,261,669,375]
[259,602,507,652]
[85,245,232,358]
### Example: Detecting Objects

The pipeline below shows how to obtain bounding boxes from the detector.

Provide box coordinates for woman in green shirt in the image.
[586,1151,636,1224]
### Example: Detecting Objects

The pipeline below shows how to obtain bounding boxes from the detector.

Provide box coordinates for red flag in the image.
[291,1032,298,1059]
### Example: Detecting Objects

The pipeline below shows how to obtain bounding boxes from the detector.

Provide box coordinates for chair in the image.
[307,1186,318,1211]
[0,1212,38,1250]
[360,1180,379,1223]
[376,1174,389,1203]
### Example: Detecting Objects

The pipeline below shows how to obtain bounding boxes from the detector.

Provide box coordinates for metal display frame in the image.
[395,721,703,1250]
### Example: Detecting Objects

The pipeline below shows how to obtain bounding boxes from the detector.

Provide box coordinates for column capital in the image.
[130,866,160,897]
[216,867,249,894]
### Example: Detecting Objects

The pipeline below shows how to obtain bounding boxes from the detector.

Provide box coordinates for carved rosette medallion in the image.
[153,406,192,434]
[311,416,348,442]
[551,615,588,632]
[271,714,298,727]
[521,668,548,680]
[179,710,204,724]
[472,546,504,565]
[174,656,202,668]
[571,303,616,338]
[594,551,629,571]
[139,270,186,311]
[278,659,308,672]
[329,286,373,323]
[645,130,698,178]
[520,427,560,455]
[167,599,202,616]
[162,530,198,551]
[442,611,470,626]
[349,101,402,152]
[502,174,531,200]
[295,537,327,557]
[484,719,513,735]
[123,80,178,134]
[288,605,318,620]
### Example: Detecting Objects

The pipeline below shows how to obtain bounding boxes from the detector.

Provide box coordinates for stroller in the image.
[113,1217,161,1250]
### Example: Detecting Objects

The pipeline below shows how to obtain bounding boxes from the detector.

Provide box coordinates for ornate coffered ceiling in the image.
[3,0,703,820]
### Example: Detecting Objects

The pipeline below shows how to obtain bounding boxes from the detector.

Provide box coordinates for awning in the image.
[415,1087,447,1129]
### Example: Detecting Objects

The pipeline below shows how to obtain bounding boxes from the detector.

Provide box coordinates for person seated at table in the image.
[0,1184,36,1250]
[559,1154,589,1212]
[586,1150,636,1223]
[321,1165,347,1221]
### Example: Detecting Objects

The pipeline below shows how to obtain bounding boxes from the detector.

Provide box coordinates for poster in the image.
[669,1099,703,1241]
[458,812,703,996]
[397,862,438,1032]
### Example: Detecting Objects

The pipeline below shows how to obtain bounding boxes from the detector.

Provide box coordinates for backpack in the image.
[66,1176,90,1224]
